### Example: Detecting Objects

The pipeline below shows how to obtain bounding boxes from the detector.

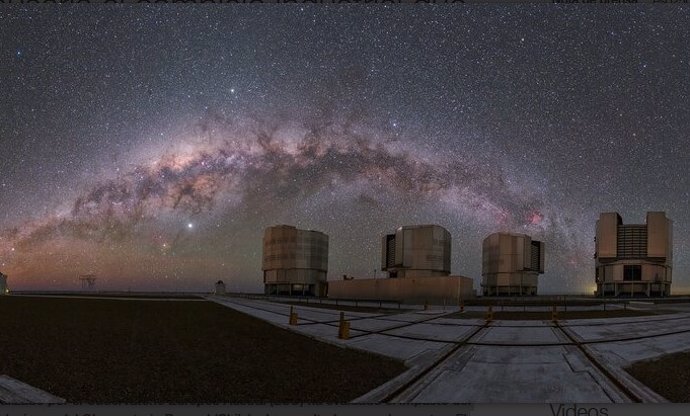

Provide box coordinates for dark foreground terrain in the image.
[627,351,690,402]
[0,296,405,404]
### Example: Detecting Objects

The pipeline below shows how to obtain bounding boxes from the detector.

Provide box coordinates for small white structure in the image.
[0,272,7,295]
[79,274,97,290]
[214,280,226,295]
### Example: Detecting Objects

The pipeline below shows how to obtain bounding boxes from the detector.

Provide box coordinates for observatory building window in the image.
[623,265,642,281]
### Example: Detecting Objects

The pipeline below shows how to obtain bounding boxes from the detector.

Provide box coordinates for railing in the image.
[279,296,404,310]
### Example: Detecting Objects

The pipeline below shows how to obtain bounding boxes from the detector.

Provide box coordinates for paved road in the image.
[209,296,690,403]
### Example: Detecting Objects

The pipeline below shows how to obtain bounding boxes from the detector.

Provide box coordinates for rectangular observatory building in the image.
[381,224,451,278]
[595,212,672,297]
[481,232,545,296]
[329,224,474,304]
[262,225,328,297]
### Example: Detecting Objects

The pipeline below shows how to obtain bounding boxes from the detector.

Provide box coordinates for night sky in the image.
[1,6,689,293]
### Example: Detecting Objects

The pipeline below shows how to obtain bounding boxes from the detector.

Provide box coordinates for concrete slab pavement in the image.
[392,345,627,403]
[471,325,564,345]
[208,296,690,403]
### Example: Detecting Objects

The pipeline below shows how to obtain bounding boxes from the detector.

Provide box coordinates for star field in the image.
[1,6,689,293]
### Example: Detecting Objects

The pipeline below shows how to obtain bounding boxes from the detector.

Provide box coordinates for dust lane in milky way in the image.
[1,114,577,291]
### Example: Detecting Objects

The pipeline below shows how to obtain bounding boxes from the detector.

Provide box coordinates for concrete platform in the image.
[471,325,564,345]
[344,334,449,361]
[393,345,627,403]
[383,322,478,342]
[567,314,690,341]
[0,375,65,404]
[208,296,690,403]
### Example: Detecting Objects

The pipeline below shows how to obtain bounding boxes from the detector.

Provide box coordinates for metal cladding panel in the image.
[489,272,539,288]
[498,233,513,254]
[413,231,425,269]
[290,269,326,284]
[496,274,512,287]
[391,225,451,274]
[527,240,544,273]
[262,226,297,271]
[611,263,624,281]
[525,235,534,270]
[481,237,488,275]
[647,212,670,259]
[494,234,508,273]
[327,275,475,303]
[482,233,503,275]
[381,235,388,270]
[262,225,328,280]
[520,234,532,271]
[514,235,523,270]
[432,226,452,272]
[395,228,405,267]
[402,228,413,268]
[602,265,611,283]
[596,213,619,258]
[668,219,673,263]
[483,233,544,278]
[442,228,451,272]
[500,234,517,273]
[481,234,492,275]
[642,263,668,282]
[297,229,328,272]
[264,269,286,284]
[387,235,397,268]
[538,241,545,273]
[381,234,398,270]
